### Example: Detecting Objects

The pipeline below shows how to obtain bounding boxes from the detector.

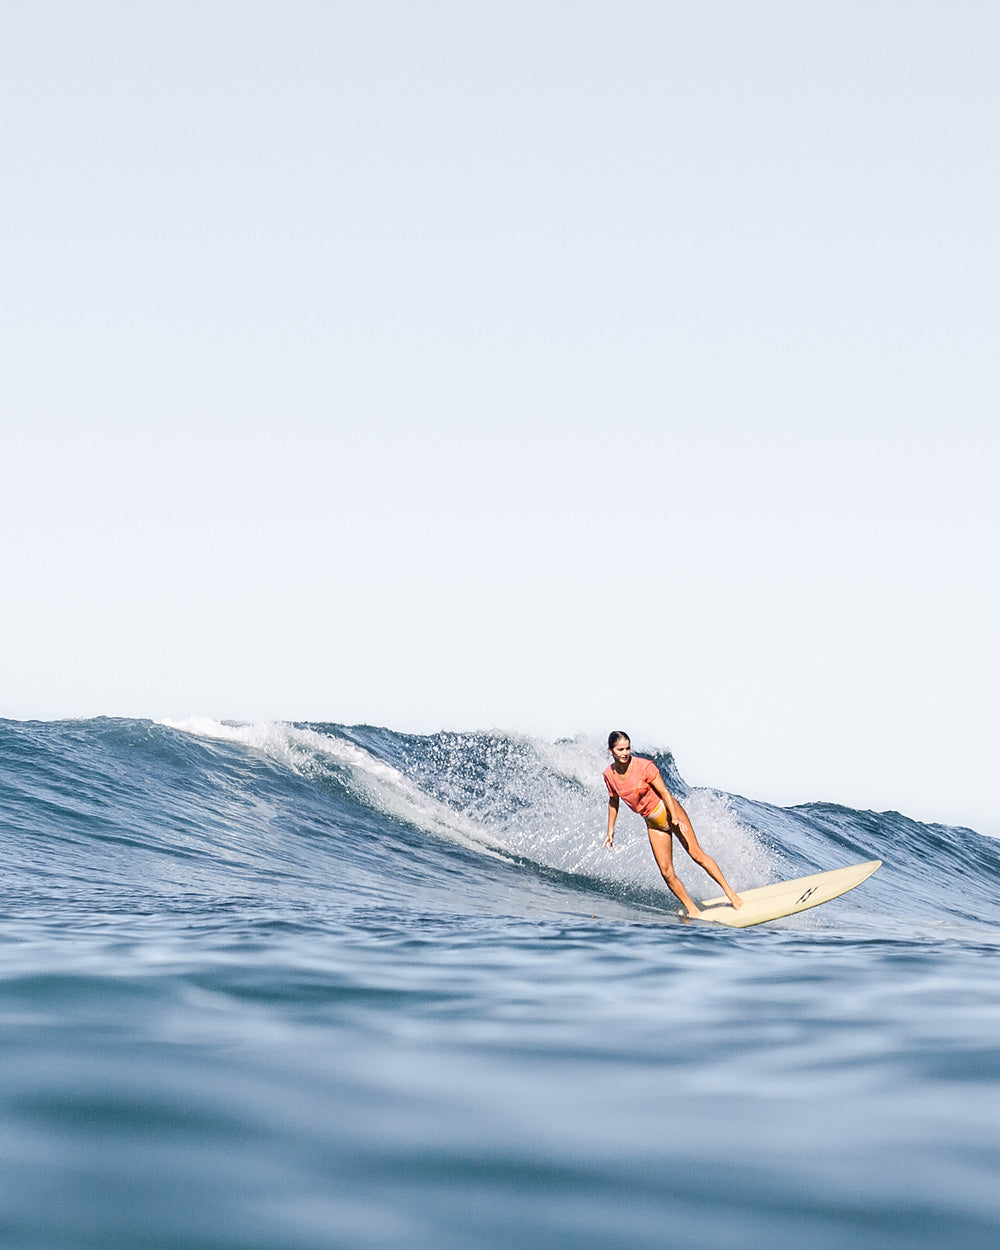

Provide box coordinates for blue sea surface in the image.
[1,717,998,1249]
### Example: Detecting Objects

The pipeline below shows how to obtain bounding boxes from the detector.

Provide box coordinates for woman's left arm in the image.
[650,772,693,835]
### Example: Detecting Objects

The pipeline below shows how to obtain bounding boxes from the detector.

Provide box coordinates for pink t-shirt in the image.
[603,757,664,819]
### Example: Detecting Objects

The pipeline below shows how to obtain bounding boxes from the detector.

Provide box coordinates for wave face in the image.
[2,717,1000,1249]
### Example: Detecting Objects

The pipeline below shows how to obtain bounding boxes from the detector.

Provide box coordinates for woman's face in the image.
[610,737,631,768]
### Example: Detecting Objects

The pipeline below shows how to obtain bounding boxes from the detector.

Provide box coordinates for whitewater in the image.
[2,716,999,1249]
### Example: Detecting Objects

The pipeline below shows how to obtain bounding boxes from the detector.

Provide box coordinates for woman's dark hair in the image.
[607,730,630,750]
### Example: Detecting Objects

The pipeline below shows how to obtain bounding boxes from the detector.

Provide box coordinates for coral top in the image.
[603,757,664,819]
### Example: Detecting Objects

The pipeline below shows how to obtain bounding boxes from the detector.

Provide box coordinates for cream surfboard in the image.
[691,859,882,928]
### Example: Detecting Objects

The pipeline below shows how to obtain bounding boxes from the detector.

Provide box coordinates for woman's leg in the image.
[646,822,702,918]
[672,821,743,908]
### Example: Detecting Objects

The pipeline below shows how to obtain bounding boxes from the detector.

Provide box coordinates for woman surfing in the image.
[603,731,743,919]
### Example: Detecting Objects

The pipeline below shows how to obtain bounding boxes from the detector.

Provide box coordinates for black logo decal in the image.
[795,886,818,905]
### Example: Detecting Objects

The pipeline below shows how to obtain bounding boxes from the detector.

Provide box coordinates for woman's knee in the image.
[680,834,707,864]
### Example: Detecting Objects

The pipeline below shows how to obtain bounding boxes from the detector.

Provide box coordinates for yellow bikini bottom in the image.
[645,802,669,831]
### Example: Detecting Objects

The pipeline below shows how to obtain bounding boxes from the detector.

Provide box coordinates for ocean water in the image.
[1,717,998,1250]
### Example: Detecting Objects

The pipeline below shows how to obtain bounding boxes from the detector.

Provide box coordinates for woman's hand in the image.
[605,795,619,850]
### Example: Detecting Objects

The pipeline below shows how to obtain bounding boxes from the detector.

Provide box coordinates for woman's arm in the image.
[604,794,620,848]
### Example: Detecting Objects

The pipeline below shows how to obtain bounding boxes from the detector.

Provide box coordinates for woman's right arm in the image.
[604,794,619,848]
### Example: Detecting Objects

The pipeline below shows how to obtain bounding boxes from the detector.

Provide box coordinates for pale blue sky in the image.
[3,2,998,832]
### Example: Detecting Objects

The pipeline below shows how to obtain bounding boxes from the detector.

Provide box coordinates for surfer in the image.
[603,731,743,919]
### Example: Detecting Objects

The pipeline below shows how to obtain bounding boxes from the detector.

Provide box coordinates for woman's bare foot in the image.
[727,892,744,910]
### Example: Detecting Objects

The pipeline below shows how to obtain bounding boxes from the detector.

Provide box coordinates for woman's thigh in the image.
[646,823,676,876]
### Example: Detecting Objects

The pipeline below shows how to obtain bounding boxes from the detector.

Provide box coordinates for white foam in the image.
[682,788,778,892]
[158,717,507,858]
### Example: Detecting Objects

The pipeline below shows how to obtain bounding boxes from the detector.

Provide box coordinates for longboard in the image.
[691,859,882,928]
